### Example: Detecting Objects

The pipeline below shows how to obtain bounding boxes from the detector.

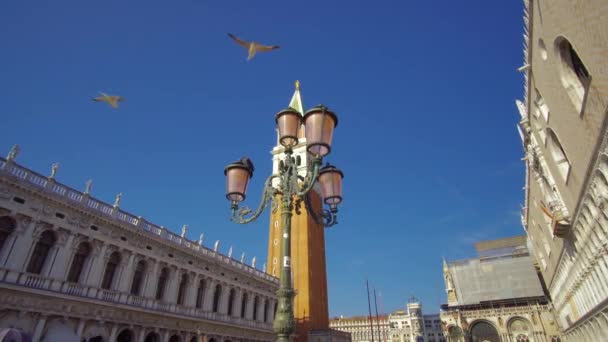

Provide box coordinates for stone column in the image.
[48,230,74,276]
[85,243,109,297]
[31,315,47,342]
[108,325,119,342]
[165,267,180,304]
[3,219,38,272]
[118,252,136,292]
[185,275,198,307]
[144,259,160,298]
[0,215,32,267]
[137,328,147,342]
[218,284,230,314]
[266,298,275,322]
[245,294,255,320]
[233,288,244,318]
[76,319,86,338]
[162,330,170,342]
[203,279,217,312]
[258,297,265,322]
[86,243,108,286]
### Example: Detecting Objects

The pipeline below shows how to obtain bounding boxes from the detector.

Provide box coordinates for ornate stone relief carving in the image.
[0,187,11,201]
[55,228,71,246]
[41,203,54,217]
[67,214,89,229]
[32,221,53,238]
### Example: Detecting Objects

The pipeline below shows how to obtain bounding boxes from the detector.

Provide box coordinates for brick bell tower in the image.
[267,81,330,341]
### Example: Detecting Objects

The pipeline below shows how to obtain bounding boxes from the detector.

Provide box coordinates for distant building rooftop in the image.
[474,235,528,259]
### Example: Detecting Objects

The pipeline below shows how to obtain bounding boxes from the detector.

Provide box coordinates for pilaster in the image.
[76,319,86,337]
[184,275,197,307]
[245,294,255,320]
[118,251,136,292]
[203,279,217,312]
[4,219,38,272]
[31,315,47,342]
[48,230,75,282]
[86,243,109,297]
[218,283,230,314]
[165,266,180,304]
[233,288,244,318]
[144,259,160,299]
[108,325,119,342]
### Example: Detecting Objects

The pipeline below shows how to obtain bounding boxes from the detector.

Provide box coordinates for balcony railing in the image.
[0,268,273,331]
[0,157,278,284]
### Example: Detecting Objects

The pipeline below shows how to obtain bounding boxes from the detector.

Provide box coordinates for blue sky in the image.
[0,0,526,316]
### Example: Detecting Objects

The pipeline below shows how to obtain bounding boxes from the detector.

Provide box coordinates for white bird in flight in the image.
[228,33,280,61]
[92,92,124,108]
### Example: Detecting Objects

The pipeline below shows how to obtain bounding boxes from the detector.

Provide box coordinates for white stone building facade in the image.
[516,0,608,340]
[330,315,388,342]
[387,301,444,342]
[329,300,443,342]
[0,150,279,342]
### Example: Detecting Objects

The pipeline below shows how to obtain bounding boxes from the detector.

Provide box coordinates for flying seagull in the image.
[92,92,124,108]
[228,33,280,61]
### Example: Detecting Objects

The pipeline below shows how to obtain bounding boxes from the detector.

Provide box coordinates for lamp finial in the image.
[295,80,300,91]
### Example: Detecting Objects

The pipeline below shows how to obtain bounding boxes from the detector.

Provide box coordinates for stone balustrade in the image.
[0,267,273,331]
[0,156,277,284]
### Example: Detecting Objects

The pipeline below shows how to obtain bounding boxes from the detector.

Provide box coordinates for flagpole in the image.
[373,287,382,342]
[366,279,375,342]
[379,292,387,342]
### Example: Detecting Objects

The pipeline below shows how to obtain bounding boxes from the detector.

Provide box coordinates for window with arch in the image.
[470,321,499,342]
[241,292,248,318]
[156,267,169,300]
[212,284,222,312]
[117,329,133,342]
[263,299,269,322]
[253,296,260,321]
[101,251,121,289]
[546,129,571,181]
[227,288,236,316]
[26,230,56,274]
[177,273,189,305]
[509,317,531,342]
[144,332,160,342]
[556,37,591,113]
[195,279,206,309]
[0,216,16,252]
[67,242,91,283]
[130,260,146,295]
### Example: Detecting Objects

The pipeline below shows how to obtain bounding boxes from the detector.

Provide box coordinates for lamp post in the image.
[224,105,344,342]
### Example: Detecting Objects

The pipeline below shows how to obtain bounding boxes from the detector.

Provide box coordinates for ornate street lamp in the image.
[224,104,343,342]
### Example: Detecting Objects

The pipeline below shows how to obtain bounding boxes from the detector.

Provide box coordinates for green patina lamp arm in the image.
[231,174,279,224]
[294,157,322,197]
[304,192,338,227]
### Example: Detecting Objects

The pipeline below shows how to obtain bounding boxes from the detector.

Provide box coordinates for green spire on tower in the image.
[288,80,304,115]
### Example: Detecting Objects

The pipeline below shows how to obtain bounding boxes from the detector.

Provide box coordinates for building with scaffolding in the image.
[440,236,561,342]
